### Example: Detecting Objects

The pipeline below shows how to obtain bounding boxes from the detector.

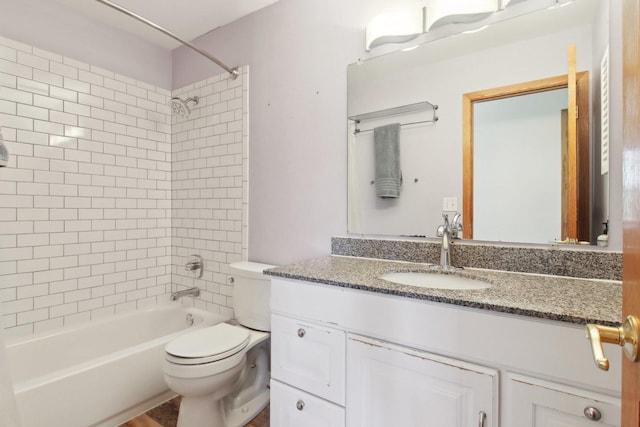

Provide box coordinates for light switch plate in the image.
[443,197,458,211]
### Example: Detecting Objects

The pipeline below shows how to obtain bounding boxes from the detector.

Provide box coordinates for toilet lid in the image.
[165,323,250,365]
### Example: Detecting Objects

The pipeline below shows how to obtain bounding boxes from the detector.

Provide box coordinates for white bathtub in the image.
[6,304,224,427]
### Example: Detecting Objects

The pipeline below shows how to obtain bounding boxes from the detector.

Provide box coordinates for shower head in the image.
[169,96,199,118]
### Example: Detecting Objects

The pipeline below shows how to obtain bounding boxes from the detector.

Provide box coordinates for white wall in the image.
[173,0,623,263]
[0,0,624,271]
[0,36,173,338]
[172,0,391,264]
[171,70,249,317]
[348,25,591,239]
[0,33,250,336]
[0,0,172,89]
[474,89,567,243]
[0,309,20,427]
[604,1,623,250]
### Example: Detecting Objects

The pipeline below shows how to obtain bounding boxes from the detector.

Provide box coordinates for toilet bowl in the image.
[163,261,275,427]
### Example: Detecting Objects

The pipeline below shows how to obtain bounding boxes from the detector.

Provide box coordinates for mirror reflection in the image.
[347,0,611,246]
[463,71,591,244]
[471,88,570,244]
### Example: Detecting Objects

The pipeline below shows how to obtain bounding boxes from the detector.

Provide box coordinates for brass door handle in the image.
[586,315,640,370]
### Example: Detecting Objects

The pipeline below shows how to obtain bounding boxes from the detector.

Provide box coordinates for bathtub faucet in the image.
[171,287,200,301]
[185,254,203,278]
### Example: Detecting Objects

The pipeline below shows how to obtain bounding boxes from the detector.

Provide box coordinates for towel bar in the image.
[349,101,438,134]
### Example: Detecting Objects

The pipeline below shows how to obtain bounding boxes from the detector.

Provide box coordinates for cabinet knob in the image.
[296,400,305,411]
[583,406,602,421]
[297,328,306,338]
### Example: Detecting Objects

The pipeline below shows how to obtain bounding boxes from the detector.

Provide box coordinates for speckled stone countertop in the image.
[265,256,622,326]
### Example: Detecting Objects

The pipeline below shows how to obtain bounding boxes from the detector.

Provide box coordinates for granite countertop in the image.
[265,255,622,326]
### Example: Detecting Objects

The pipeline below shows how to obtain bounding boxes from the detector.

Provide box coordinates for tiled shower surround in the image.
[171,69,249,319]
[0,35,248,338]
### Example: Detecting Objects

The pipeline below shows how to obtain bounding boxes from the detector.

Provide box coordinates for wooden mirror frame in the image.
[462,72,590,241]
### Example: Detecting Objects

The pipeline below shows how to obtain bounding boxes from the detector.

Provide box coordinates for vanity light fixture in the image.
[425,0,499,31]
[401,45,421,52]
[547,0,576,10]
[462,25,489,34]
[365,0,503,51]
[500,0,528,9]
[365,8,426,51]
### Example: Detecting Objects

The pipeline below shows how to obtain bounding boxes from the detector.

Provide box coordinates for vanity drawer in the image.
[270,380,345,427]
[271,314,346,405]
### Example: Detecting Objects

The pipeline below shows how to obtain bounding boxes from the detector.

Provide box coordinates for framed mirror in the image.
[462,71,590,244]
[347,0,612,246]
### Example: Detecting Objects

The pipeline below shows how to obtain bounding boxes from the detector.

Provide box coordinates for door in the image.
[591,1,640,424]
[346,334,498,427]
[622,0,640,424]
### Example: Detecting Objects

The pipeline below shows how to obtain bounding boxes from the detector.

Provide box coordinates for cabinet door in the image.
[346,334,498,427]
[508,374,620,426]
[270,380,345,427]
[271,314,346,405]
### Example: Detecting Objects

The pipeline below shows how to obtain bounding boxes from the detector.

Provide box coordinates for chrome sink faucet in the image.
[170,287,200,301]
[436,213,463,268]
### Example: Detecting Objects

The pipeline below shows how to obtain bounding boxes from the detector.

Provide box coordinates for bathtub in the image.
[6,304,224,427]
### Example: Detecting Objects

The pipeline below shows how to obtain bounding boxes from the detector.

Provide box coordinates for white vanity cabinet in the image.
[346,334,498,427]
[270,380,345,427]
[271,313,345,404]
[507,374,621,426]
[270,313,346,426]
[269,277,622,426]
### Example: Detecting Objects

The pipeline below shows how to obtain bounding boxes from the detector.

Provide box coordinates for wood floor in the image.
[120,414,164,427]
[119,398,269,427]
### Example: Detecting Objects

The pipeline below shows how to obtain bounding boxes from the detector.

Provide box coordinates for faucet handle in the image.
[437,213,450,237]
[450,213,463,239]
[185,254,203,278]
[452,213,462,226]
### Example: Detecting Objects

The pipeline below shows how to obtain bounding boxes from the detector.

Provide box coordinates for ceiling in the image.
[53,0,279,49]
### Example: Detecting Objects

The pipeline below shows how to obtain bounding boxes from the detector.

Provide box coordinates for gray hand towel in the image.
[374,123,402,198]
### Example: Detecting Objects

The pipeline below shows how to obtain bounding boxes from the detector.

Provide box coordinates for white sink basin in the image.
[380,271,491,290]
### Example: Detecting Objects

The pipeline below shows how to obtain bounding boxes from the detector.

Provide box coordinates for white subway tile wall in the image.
[0,35,248,338]
[171,68,249,319]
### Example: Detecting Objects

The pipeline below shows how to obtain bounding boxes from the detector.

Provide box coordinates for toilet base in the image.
[176,394,225,427]
[225,388,270,427]
[170,338,271,427]
[174,378,269,427]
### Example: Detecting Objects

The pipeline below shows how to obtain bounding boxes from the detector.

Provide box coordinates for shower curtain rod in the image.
[95,0,239,80]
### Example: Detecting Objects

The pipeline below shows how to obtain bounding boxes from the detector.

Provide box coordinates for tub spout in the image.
[171,287,200,301]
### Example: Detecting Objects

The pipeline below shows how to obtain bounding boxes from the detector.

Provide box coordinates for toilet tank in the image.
[229,261,276,331]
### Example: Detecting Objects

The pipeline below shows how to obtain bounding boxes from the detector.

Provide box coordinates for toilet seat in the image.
[166,323,250,365]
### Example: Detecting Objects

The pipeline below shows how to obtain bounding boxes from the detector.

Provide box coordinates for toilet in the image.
[163,261,275,427]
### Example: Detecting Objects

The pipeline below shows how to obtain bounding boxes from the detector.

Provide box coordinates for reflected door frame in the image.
[462,72,590,241]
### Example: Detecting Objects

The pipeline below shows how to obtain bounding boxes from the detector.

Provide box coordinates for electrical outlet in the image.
[443,197,458,211]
